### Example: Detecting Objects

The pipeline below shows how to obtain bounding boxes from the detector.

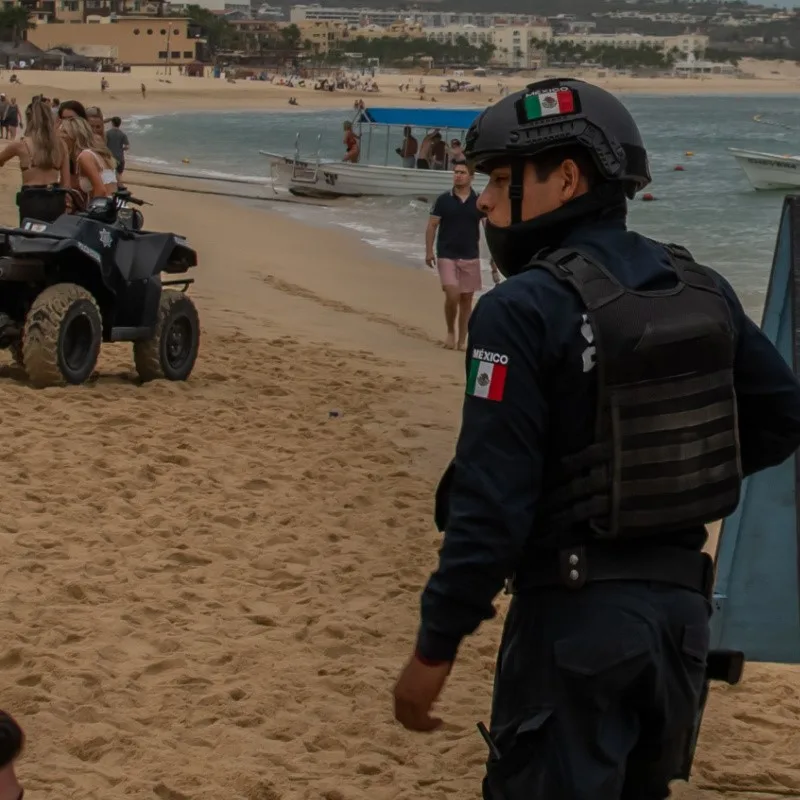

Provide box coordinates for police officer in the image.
[393,78,800,798]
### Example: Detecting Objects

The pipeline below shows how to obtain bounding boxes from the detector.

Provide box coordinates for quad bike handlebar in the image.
[114,188,151,207]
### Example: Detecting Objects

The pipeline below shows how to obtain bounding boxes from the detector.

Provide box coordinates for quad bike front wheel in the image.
[23,283,102,388]
[134,290,200,382]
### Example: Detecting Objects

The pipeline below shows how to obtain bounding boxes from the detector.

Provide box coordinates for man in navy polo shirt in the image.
[426,164,500,350]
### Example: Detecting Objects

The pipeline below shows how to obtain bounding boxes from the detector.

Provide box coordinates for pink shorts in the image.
[437,258,482,294]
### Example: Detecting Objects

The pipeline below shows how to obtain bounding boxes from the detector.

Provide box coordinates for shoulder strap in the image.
[656,240,720,294]
[521,247,625,311]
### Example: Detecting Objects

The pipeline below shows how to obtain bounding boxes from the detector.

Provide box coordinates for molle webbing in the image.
[532,245,741,539]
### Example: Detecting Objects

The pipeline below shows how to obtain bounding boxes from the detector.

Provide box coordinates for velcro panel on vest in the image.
[532,247,741,539]
[609,369,741,535]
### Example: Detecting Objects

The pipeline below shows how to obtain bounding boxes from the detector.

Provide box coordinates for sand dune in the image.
[0,130,796,799]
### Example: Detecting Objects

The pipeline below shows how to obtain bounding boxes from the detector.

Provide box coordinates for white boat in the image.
[261,106,488,199]
[729,147,800,191]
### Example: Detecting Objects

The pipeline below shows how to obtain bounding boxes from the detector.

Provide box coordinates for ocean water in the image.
[124,96,800,316]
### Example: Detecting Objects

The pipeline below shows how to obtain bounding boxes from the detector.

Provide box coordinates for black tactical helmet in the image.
[465,78,651,199]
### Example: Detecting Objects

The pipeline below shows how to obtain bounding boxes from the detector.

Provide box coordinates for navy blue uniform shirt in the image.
[431,189,484,260]
[417,219,800,663]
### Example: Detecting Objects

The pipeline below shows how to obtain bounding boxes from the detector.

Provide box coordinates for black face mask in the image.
[485,182,629,278]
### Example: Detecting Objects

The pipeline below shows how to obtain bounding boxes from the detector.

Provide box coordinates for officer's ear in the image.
[557,158,586,203]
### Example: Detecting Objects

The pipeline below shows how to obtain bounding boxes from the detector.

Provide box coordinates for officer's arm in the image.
[724,282,800,475]
[417,292,547,662]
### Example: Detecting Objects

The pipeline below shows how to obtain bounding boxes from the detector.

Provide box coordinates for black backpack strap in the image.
[659,241,720,294]
[522,247,625,311]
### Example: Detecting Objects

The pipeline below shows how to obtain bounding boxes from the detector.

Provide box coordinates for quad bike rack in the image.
[683,194,800,776]
[162,278,194,293]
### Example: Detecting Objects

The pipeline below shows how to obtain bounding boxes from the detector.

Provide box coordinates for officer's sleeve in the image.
[417,291,548,663]
[721,279,800,475]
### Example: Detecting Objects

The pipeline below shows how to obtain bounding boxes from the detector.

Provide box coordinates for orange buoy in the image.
[674,165,685,171]
[642,193,656,201]
[685,151,694,157]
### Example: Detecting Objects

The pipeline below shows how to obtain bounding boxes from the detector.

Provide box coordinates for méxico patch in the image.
[467,349,508,402]
[522,87,576,121]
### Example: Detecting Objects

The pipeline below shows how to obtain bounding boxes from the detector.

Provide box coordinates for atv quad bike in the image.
[0,188,200,388]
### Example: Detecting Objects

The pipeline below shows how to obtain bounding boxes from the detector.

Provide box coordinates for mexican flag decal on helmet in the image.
[522,87,576,121]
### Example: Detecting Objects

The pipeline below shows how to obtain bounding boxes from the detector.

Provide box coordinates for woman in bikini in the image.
[0,98,70,224]
[60,116,117,203]
[342,121,360,163]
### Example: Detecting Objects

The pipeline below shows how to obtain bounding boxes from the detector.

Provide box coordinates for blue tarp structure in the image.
[356,107,482,130]
[682,195,800,781]
[711,194,800,664]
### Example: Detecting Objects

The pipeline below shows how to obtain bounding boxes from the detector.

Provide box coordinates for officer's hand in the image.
[393,654,451,732]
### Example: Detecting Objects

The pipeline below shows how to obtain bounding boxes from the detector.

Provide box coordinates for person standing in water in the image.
[342,121,360,163]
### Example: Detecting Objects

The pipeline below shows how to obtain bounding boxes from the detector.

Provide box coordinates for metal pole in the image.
[166,22,172,76]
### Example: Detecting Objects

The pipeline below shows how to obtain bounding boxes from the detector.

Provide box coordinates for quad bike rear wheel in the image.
[23,283,102,388]
[134,290,200,382]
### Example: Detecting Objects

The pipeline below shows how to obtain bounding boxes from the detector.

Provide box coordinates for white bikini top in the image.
[78,149,116,193]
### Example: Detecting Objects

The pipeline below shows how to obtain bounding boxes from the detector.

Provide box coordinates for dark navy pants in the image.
[482,581,711,800]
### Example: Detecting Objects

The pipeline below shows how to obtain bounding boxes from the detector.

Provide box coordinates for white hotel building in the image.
[289,4,540,28]
[426,26,709,68]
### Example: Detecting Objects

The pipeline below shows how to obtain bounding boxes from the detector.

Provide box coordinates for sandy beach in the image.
[0,57,799,121]
[0,63,797,798]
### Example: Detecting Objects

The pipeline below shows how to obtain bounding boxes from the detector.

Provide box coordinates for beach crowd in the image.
[0,94,130,226]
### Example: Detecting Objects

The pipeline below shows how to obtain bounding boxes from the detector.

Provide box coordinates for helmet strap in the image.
[509,161,525,225]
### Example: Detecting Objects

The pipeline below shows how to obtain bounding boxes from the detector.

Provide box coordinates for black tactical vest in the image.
[531,244,742,540]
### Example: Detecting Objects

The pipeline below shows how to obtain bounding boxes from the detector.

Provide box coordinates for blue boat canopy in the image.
[356,107,482,130]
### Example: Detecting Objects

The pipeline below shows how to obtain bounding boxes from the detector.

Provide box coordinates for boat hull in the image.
[729,147,800,191]
[262,152,488,199]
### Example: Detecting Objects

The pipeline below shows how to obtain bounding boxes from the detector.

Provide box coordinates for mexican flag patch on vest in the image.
[467,349,508,402]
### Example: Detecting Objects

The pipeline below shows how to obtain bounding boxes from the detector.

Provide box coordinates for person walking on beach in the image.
[0,94,8,140]
[3,98,20,141]
[0,98,70,223]
[426,163,499,350]
[394,78,800,799]
[106,116,129,180]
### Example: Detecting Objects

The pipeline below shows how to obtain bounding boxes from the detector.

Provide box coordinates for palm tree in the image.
[0,6,35,45]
